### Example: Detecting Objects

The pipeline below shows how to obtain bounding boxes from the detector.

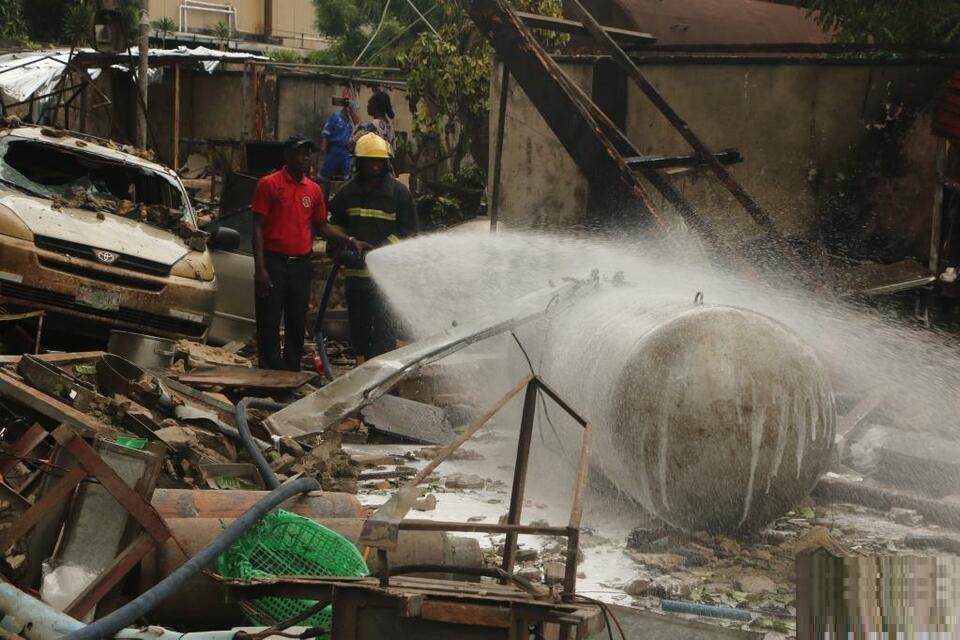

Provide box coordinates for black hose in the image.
[313,252,349,381]
[64,477,321,640]
[236,397,288,490]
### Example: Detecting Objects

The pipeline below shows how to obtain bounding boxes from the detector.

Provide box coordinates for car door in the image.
[205,208,256,345]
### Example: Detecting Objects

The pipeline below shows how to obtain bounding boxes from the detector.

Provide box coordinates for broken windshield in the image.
[0,136,194,230]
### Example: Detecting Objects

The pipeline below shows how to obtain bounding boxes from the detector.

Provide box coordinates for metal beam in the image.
[567,0,811,279]
[625,149,743,171]
[468,0,671,231]
[515,11,655,47]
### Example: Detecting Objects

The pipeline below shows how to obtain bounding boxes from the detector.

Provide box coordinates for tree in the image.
[153,16,176,48]
[311,0,566,180]
[0,0,29,46]
[25,0,140,45]
[798,0,960,45]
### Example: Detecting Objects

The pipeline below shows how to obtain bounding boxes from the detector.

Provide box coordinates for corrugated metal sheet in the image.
[933,73,960,143]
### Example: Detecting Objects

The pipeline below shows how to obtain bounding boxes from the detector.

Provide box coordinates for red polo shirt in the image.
[252,168,327,256]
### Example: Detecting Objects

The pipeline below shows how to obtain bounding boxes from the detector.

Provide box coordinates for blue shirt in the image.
[322,110,353,148]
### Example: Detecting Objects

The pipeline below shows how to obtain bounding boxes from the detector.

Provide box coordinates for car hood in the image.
[1,194,190,266]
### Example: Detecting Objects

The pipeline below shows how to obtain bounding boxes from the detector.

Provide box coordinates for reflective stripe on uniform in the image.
[346,207,396,221]
[386,234,400,244]
[342,268,371,278]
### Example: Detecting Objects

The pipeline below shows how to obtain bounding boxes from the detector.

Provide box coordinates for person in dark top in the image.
[328,132,417,362]
[252,134,367,370]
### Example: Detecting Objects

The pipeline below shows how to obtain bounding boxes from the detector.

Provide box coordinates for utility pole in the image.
[137,0,150,149]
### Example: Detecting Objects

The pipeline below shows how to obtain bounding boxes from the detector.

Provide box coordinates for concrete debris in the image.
[443,473,486,490]
[736,575,778,595]
[624,577,652,597]
[413,494,437,511]
[543,561,565,585]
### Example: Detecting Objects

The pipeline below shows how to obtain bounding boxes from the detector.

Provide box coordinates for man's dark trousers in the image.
[345,283,396,360]
[255,252,312,370]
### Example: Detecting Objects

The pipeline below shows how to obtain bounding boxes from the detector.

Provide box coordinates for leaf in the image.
[74,364,97,376]
[731,591,749,603]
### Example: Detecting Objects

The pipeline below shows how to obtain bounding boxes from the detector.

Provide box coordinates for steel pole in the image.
[137,1,150,149]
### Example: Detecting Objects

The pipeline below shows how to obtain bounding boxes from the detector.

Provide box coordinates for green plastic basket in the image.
[217,510,369,635]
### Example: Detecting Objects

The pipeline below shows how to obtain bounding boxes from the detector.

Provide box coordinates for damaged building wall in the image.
[79,68,409,176]
[489,62,591,228]
[491,56,953,261]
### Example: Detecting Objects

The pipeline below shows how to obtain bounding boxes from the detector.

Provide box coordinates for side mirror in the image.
[209,226,241,252]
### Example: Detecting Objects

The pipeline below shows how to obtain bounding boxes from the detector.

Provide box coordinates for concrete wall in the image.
[77,67,409,177]
[489,63,591,229]
[276,80,411,143]
[491,57,953,261]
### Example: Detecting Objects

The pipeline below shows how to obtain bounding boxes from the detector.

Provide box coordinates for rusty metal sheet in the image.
[361,395,455,445]
[265,282,587,439]
[172,366,315,390]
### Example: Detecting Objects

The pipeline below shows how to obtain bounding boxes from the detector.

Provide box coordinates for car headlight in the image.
[0,204,32,240]
[171,250,214,282]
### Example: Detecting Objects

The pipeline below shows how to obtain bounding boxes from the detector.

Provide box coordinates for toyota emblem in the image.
[94,249,119,264]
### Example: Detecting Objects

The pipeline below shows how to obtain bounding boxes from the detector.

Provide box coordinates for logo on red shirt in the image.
[302,196,312,208]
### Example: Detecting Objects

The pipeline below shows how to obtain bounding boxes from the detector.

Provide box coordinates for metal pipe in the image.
[235,397,288,490]
[0,581,279,640]
[62,477,320,640]
[136,2,149,149]
[660,599,752,622]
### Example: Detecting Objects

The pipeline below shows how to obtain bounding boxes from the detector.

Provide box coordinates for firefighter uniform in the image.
[329,133,417,359]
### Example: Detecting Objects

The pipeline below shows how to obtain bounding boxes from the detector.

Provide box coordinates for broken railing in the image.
[360,373,592,602]
[266,278,594,439]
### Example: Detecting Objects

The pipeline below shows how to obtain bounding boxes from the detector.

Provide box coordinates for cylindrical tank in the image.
[150,489,365,520]
[543,300,836,533]
[140,518,484,630]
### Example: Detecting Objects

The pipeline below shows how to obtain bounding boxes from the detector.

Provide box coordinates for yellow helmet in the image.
[354,132,392,159]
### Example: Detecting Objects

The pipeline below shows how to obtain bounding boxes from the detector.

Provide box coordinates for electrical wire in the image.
[574,594,627,640]
[353,0,393,66]
[403,0,438,36]
[362,2,441,64]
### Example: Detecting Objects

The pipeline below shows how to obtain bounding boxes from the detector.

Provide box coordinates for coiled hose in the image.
[63,477,321,640]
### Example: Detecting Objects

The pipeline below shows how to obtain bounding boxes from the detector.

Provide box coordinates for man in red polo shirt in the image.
[252,134,367,370]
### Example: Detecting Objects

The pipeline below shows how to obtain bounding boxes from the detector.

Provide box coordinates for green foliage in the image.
[153,15,176,46]
[0,0,29,45]
[25,0,139,45]
[397,0,566,177]
[62,2,94,45]
[799,0,960,45]
[212,20,235,49]
[269,48,304,63]
[310,0,566,181]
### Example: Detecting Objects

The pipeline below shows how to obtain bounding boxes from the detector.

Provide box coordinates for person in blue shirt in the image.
[318,97,359,180]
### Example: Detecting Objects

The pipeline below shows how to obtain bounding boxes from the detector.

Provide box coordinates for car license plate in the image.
[76,284,120,311]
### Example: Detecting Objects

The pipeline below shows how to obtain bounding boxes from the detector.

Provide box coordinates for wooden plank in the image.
[0,465,85,550]
[0,371,109,436]
[0,351,105,366]
[420,601,512,628]
[0,423,49,475]
[172,366,315,390]
[65,532,158,619]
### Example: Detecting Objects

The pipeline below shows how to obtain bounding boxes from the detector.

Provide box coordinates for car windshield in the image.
[0,136,194,230]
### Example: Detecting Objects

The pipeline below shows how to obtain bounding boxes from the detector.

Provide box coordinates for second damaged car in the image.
[0,125,238,341]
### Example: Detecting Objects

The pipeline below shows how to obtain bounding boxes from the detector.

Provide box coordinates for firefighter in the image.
[328,132,418,362]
